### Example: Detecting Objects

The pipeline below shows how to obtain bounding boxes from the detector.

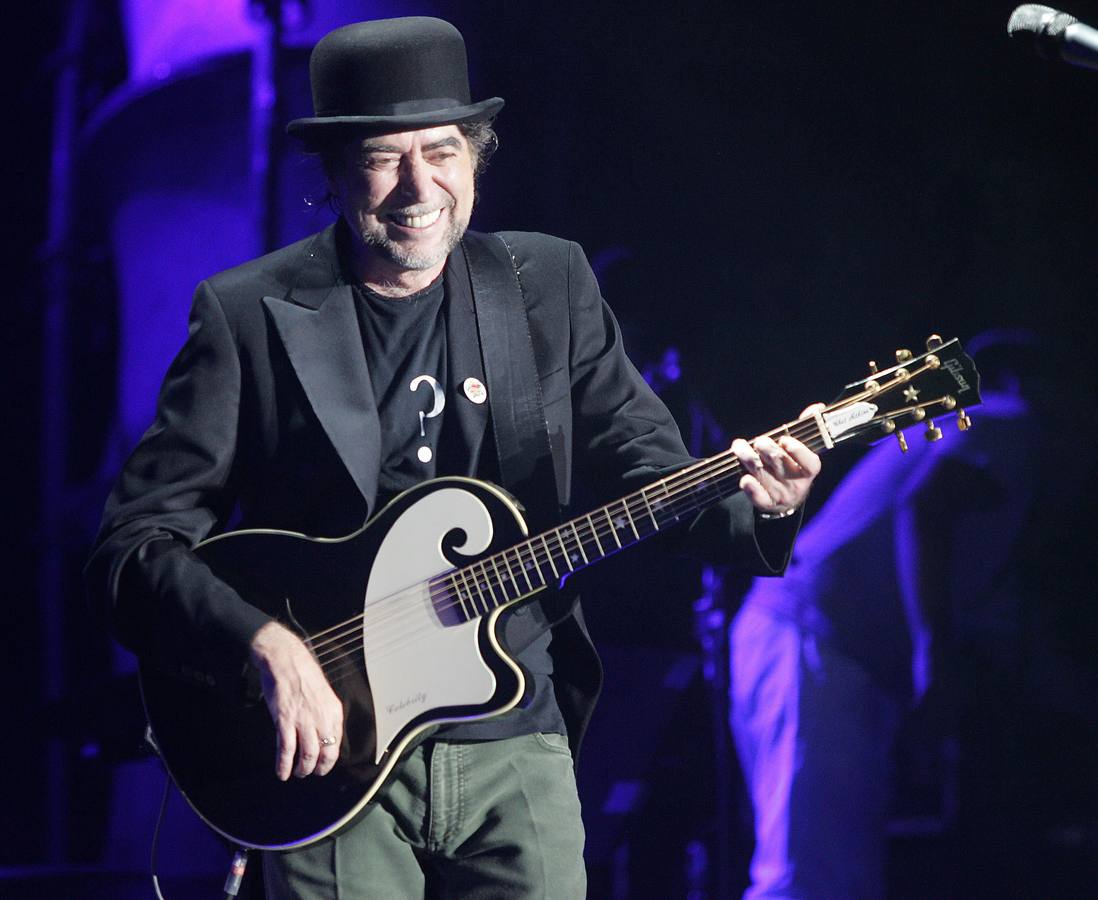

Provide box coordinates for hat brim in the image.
[287,97,503,143]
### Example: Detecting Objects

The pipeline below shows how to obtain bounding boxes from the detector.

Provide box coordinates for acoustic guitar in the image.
[139,335,980,849]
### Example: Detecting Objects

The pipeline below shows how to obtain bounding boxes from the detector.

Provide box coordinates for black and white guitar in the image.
[139,336,980,849]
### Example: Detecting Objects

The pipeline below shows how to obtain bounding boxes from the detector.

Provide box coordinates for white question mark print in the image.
[409,375,446,463]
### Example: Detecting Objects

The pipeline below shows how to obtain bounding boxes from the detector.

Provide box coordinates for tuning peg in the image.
[956,409,972,431]
[924,419,943,442]
[895,348,913,363]
[895,430,909,453]
[926,334,943,351]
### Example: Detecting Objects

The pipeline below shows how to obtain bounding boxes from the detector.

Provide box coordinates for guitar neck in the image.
[434,335,984,623]
[436,412,829,623]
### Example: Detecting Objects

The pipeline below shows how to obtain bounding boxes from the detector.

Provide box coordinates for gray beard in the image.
[356,212,468,272]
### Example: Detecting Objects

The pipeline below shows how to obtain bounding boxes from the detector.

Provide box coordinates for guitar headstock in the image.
[820,335,981,452]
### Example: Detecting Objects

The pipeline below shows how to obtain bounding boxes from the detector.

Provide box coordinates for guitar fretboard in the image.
[432,414,830,623]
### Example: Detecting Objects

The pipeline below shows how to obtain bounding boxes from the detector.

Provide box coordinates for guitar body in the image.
[139,477,538,849]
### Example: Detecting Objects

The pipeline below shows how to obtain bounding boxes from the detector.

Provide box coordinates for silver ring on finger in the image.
[319,735,337,747]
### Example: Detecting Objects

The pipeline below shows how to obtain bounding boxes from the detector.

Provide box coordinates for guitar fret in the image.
[570,523,590,565]
[476,560,501,609]
[500,550,522,598]
[459,566,485,617]
[640,489,659,531]
[516,542,538,591]
[488,558,509,607]
[470,565,492,615]
[586,513,605,556]
[659,481,678,524]
[486,556,504,604]
[489,555,515,604]
[524,542,548,588]
[539,535,561,580]
[620,500,640,541]
[555,529,575,572]
[603,508,622,549]
[449,572,471,620]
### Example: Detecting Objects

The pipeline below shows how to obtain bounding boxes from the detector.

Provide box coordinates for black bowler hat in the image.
[287,17,504,144]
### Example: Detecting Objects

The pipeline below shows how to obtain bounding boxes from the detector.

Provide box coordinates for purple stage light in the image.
[121,0,416,85]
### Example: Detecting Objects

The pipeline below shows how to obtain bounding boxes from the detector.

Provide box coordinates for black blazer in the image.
[87,224,794,753]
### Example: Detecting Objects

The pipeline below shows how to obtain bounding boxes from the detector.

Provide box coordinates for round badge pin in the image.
[463,377,487,404]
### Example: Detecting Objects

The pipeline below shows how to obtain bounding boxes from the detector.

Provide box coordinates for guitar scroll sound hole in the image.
[434,527,471,627]
[440,527,469,564]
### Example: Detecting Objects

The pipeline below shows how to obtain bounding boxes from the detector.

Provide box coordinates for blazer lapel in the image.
[438,242,490,477]
[262,226,381,513]
[460,232,561,530]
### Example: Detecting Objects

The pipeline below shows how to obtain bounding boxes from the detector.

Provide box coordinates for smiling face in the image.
[328,125,477,295]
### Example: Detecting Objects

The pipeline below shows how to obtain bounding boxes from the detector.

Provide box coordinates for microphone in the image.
[1007,5,1098,71]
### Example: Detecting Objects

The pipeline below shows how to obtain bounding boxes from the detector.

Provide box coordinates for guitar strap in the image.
[459,232,563,533]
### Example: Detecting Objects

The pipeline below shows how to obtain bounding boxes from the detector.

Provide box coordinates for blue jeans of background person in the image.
[264,732,586,899]
[730,605,902,900]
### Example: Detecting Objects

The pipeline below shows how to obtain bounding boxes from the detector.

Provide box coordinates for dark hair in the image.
[458,119,499,178]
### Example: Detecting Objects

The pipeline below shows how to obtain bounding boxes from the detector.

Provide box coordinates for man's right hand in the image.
[249,621,344,780]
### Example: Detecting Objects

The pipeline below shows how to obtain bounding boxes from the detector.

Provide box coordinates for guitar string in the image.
[308,367,947,668]
[308,414,829,666]
[308,416,829,672]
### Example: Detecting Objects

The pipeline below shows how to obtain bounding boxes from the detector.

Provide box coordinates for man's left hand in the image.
[731,404,823,517]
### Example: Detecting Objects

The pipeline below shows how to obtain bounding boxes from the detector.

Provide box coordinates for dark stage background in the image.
[6,1,1097,897]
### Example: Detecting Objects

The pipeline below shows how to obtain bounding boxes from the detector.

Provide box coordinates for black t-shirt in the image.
[353,279,566,741]
[355,278,448,498]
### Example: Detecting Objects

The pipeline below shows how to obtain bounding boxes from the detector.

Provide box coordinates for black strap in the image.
[460,232,561,532]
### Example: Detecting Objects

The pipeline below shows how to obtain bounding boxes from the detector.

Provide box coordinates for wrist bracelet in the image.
[758,506,798,520]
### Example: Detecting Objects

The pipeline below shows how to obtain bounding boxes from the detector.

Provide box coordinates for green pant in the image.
[263,732,586,899]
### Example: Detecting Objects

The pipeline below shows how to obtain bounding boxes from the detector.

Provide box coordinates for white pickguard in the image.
[363,487,504,762]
